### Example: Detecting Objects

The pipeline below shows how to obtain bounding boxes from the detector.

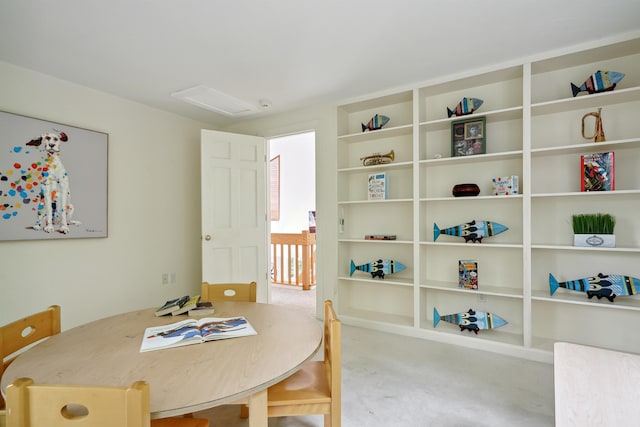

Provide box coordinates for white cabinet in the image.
[337,91,415,327]
[336,36,640,361]
[529,39,640,353]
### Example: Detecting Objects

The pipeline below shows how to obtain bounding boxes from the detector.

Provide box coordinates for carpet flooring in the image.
[192,285,555,426]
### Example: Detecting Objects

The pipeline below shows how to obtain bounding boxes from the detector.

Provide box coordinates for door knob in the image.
[204,234,212,241]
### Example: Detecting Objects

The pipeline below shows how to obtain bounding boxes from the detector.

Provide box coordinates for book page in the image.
[139,318,202,352]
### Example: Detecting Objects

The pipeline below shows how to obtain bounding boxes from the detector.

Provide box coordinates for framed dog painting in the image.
[0,111,108,241]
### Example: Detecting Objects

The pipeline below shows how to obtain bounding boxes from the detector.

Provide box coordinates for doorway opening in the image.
[268,131,316,317]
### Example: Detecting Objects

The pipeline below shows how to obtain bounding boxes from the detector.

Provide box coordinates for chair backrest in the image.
[200,282,257,302]
[324,300,341,401]
[5,377,150,427]
[0,305,61,409]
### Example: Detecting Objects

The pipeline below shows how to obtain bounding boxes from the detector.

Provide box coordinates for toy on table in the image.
[549,273,640,303]
[433,220,508,243]
[571,70,624,97]
[447,97,483,117]
[349,259,405,279]
[433,307,507,334]
[361,114,390,132]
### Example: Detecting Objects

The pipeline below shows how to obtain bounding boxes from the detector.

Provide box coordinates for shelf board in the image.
[338,198,413,205]
[419,106,523,130]
[531,137,640,156]
[338,276,414,287]
[420,319,525,347]
[531,86,640,116]
[340,309,414,327]
[531,244,640,253]
[421,194,522,202]
[338,238,413,245]
[532,189,640,198]
[532,291,640,311]
[419,150,523,166]
[338,124,413,143]
[421,280,523,299]
[422,241,523,249]
[338,160,412,174]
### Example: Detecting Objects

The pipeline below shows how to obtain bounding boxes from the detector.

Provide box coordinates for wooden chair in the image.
[200,281,257,302]
[201,281,257,418]
[0,305,61,409]
[5,377,209,427]
[243,300,341,426]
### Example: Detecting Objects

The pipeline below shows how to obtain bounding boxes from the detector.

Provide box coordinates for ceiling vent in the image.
[171,85,260,117]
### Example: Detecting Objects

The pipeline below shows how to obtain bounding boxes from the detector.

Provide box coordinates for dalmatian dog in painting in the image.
[26,130,80,233]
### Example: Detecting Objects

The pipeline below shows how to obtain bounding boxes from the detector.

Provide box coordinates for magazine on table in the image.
[139,316,257,352]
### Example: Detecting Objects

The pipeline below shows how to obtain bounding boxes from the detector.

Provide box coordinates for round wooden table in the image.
[1,302,322,426]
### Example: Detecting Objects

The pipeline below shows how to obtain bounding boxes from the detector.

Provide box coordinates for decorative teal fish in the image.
[433,220,508,243]
[447,97,483,117]
[433,308,507,334]
[549,273,640,303]
[571,70,624,97]
[349,259,405,279]
[361,114,390,132]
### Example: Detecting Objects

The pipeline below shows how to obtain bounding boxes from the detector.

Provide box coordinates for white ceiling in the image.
[1,0,639,127]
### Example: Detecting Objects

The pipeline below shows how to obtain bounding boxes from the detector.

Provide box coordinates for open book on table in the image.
[139,316,257,352]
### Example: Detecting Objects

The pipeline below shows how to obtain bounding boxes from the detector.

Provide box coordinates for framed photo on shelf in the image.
[451,116,486,157]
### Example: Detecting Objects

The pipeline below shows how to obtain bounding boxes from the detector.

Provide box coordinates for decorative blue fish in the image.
[571,70,625,97]
[549,273,640,303]
[349,259,405,279]
[447,97,484,117]
[433,220,508,243]
[433,307,507,334]
[361,114,390,132]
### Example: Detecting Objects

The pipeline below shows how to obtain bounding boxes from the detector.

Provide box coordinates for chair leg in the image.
[240,404,249,419]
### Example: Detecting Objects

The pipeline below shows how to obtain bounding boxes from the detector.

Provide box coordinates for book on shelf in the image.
[154,295,191,317]
[364,234,397,240]
[368,172,388,200]
[171,295,201,316]
[139,316,257,352]
[458,260,478,289]
[491,175,519,195]
[188,301,215,316]
[581,152,615,191]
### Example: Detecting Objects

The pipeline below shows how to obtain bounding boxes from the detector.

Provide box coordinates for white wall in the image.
[0,61,211,329]
[269,132,316,234]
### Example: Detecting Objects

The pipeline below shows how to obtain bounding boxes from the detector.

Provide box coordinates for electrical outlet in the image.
[170,272,176,284]
[161,273,169,285]
[478,293,487,302]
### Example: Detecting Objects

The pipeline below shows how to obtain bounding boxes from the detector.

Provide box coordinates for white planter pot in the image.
[574,234,616,248]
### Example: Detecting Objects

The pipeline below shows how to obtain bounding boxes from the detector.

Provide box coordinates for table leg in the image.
[248,388,267,427]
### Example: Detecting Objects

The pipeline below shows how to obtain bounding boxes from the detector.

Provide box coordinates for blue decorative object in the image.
[571,70,624,97]
[361,114,390,132]
[447,97,483,117]
[433,308,508,334]
[349,259,405,279]
[549,273,640,303]
[433,220,508,243]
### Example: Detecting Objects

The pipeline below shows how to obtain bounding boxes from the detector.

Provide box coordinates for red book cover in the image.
[581,152,614,192]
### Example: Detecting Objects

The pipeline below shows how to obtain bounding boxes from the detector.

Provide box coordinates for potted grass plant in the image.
[572,213,616,248]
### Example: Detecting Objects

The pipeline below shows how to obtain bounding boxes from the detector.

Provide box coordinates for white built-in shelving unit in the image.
[336,36,640,362]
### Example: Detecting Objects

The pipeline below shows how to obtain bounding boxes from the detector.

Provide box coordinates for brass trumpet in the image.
[360,149,395,166]
[582,108,606,142]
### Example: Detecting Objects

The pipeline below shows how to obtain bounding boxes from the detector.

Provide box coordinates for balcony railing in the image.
[271,230,316,290]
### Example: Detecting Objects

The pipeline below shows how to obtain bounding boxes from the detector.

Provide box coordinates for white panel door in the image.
[201,130,268,301]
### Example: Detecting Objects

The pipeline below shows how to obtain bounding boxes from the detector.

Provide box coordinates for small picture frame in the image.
[451,116,486,157]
